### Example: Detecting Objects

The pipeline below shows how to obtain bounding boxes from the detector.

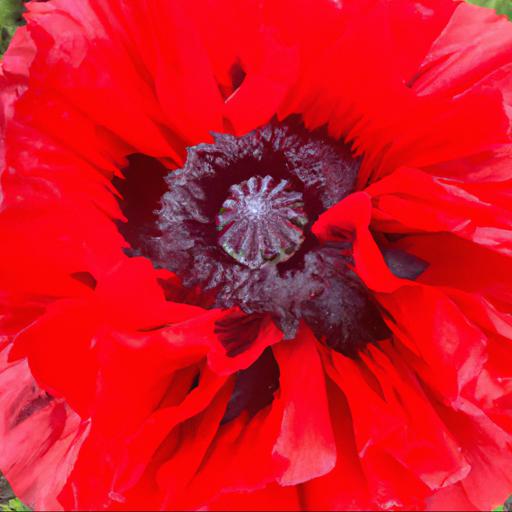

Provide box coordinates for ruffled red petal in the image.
[2,1,512,511]
[0,349,86,511]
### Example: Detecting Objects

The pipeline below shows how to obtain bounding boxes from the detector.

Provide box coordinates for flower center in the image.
[216,176,308,269]
[118,116,396,356]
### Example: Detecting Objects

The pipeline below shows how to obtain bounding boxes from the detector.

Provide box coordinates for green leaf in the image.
[0,499,30,512]
[0,0,22,24]
[0,0,24,55]
[466,0,512,19]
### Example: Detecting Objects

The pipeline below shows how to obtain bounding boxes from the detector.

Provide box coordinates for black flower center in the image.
[137,116,390,356]
[216,175,308,269]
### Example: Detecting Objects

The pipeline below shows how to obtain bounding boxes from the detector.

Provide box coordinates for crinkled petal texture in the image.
[1,0,512,510]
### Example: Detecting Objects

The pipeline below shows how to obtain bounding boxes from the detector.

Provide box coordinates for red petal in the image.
[426,484,477,511]
[95,257,206,330]
[412,3,512,96]
[368,166,512,256]
[0,349,86,511]
[23,0,184,158]
[302,378,372,510]
[434,398,512,510]
[163,388,286,509]
[313,191,405,293]
[207,311,283,375]
[9,299,99,417]
[223,30,299,135]
[387,0,458,82]
[272,326,336,485]
[209,484,301,511]
[151,0,224,143]
[380,285,487,399]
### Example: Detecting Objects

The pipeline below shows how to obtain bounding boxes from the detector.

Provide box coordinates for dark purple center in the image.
[147,117,390,355]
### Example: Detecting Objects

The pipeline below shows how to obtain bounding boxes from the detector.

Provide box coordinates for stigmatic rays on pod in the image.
[1,1,512,511]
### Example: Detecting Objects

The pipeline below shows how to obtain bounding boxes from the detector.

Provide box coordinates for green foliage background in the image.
[468,0,512,17]
[0,0,22,54]
[0,0,510,510]
[0,499,30,512]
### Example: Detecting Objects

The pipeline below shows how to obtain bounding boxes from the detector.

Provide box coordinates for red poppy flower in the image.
[2,0,512,510]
